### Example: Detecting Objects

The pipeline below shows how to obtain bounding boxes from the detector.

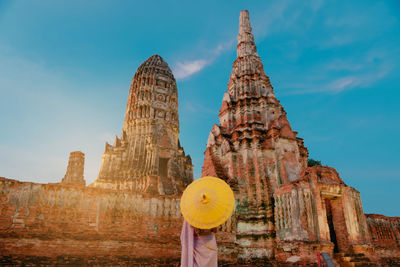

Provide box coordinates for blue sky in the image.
[0,0,399,216]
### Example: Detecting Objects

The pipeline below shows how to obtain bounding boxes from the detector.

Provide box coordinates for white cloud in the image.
[329,76,356,92]
[279,43,396,96]
[173,59,208,80]
[282,66,391,96]
[326,60,391,93]
[212,38,235,56]
[172,38,235,81]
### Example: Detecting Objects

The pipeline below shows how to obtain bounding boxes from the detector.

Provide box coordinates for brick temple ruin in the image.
[0,55,188,266]
[1,10,400,266]
[90,54,193,194]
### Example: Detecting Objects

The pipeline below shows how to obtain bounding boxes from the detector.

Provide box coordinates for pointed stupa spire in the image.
[227,10,273,98]
[237,10,258,58]
[239,10,251,33]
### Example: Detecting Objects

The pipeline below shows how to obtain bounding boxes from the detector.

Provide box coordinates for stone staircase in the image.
[335,253,377,267]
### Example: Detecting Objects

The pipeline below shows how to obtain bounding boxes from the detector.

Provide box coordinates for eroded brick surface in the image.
[366,214,400,248]
[0,177,182,264]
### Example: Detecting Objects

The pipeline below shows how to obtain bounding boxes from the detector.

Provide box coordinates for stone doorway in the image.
[324,198,351,253]
[325,198,339,252]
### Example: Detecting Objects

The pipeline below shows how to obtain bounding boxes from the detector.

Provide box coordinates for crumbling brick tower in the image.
[202,10,308,260]
[202,10,373,264]
[61,151,86,186]
[91,55,193,195]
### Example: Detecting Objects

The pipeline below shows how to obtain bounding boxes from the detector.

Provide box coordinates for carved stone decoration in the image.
[90,55,193,195]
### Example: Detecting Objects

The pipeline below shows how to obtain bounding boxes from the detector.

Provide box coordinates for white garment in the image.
[180,220,218,267]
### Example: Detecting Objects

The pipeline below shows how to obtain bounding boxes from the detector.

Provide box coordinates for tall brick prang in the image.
[201,10,400,265]
[90,55,193,195]
[202,10,309,260]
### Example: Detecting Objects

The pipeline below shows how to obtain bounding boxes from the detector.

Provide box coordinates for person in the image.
[179,176,235,267]
[180,220,218,267]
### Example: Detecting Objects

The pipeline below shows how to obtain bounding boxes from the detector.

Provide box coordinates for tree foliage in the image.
[307,158,322,167]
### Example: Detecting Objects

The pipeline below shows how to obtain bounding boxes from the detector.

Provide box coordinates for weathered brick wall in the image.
[0,177,183,263]
[366,213,400,249]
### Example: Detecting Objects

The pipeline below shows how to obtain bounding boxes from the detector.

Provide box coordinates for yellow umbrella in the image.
[180,176,235,229]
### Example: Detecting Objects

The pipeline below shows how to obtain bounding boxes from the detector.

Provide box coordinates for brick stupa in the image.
[90,55,193,195]
[201,10,384,265]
